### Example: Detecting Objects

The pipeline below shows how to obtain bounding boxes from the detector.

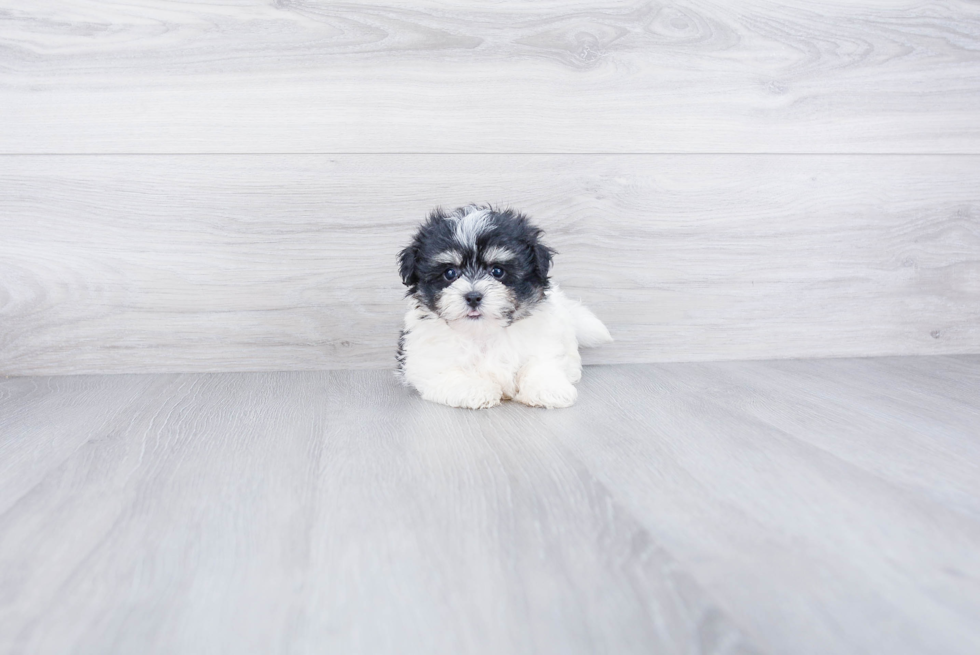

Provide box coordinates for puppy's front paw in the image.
[515,378,578,409]
[421,379,503,410]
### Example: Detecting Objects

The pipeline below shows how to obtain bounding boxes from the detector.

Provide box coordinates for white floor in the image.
[2,356,978,654]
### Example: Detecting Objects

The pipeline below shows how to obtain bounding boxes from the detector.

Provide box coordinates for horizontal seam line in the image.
[2,152,980,157]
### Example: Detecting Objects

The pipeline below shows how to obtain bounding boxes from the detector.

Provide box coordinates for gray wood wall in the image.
[2,1,979,375]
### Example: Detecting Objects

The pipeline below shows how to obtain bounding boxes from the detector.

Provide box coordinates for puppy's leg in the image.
[564,343,583,384]
[415,369,504,410]
[514,358,578,409]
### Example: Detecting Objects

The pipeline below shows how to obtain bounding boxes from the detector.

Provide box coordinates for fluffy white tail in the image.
[568,300,613,348]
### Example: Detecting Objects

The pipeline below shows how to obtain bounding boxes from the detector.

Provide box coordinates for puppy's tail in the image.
[568,300,613,348]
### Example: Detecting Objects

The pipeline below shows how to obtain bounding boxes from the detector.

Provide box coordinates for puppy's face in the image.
[398,205,553,327]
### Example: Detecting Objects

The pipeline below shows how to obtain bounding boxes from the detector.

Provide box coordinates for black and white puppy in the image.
[397,204,611,409]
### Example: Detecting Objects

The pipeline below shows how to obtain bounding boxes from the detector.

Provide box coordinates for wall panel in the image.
[2,154,977,375]
[1,1,979,153]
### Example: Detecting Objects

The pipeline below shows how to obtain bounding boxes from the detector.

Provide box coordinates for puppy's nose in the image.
[464,291,483,308]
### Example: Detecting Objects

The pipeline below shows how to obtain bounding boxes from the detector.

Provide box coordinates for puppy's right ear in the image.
[398,243,420,288]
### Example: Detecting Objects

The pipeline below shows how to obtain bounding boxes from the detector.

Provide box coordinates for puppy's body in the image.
[400,286,609,408]
[397,205,611,409]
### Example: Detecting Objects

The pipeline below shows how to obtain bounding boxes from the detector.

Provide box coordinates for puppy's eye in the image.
[443,268,458,281]
[490,266,504,279]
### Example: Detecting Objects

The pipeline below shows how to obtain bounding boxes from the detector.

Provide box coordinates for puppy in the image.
[396,204,612,409]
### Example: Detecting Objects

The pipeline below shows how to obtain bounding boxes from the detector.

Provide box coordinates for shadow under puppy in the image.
[397,204,612,409]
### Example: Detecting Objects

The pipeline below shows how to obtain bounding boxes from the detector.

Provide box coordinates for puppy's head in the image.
[398,205,554,326]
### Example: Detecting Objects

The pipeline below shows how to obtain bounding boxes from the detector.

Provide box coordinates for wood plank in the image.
[0,374,172,516]
[2,1,979,153]
[1,358,978,653]
[2,154,978,375]
[0,368,759,655]
[536,358,980,655]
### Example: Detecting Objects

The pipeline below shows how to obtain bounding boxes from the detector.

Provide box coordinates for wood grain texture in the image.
[2,0,979,153]
[1,356,978,654]
[2,154,978,375]
[547,356,980,655]
[0,368,760,655]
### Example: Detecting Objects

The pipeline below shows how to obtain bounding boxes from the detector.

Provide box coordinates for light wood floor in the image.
[2,356,978,655]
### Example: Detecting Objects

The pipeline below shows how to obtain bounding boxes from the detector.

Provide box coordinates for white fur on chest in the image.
[400,287,599,409]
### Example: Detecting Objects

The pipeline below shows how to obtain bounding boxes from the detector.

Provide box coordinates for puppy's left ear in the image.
[532,241,554,281]
[398,243,420,288]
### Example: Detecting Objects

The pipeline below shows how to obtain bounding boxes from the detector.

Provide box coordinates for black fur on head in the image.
[397,204,555,324]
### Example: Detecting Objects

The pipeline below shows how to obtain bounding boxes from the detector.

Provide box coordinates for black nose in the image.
[464,291,483,308]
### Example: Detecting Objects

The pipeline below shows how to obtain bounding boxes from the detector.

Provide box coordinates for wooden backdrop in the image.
[1,0,979,375]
